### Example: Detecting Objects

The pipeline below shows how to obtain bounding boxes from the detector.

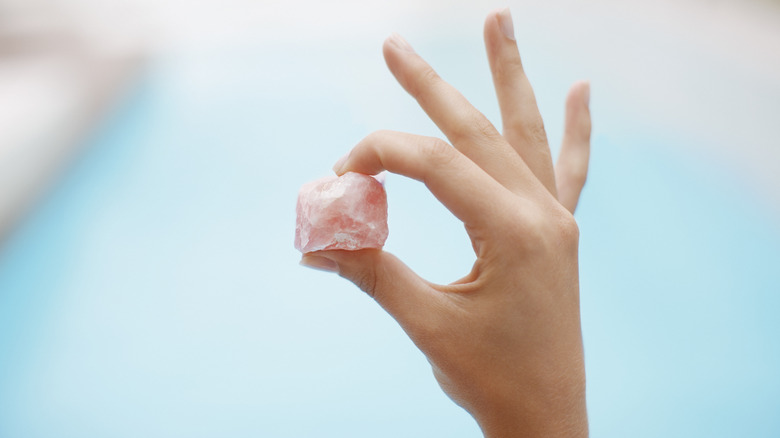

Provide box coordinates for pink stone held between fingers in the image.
[295,172,388,253]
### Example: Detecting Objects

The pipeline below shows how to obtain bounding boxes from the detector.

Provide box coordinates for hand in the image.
[301,8,591,437]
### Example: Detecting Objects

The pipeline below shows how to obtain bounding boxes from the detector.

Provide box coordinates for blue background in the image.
[1,40,779,437]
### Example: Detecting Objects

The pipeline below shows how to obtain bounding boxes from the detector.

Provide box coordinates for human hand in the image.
[300,8,591,438]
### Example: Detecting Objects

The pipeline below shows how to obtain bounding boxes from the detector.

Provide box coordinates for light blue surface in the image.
[0,46,779,438]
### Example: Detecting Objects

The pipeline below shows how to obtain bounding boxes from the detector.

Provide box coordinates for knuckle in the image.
[419,137,457,167]
[541,206,580,251]
[555,210,580,244]
[526,119,549,145]
[494,55,524,82]
[500,204,579,254]
[451,114,500,144]
[419,66,441,86]
[408,66,440,98]
[571,166,588,187]
[366,129,392,144]
[563,163,588,189]
[559,157,589,191]
[350,268,379,299]
[472,115,500,140]
[506,117,548,148]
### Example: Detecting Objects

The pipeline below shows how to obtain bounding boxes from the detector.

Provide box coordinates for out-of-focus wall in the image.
[1,0,779,235]
[0,0,144,237]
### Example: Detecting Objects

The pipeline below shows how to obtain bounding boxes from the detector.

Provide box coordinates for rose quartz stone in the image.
[295,172,388,253]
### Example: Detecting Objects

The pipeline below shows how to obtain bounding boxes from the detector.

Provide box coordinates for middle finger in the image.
[483,8,558,196]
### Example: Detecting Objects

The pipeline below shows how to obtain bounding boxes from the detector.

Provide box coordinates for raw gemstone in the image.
[295,172,388,253]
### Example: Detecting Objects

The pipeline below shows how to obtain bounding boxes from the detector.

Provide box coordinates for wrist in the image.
[475,372,588,438]
[479,400,588,438]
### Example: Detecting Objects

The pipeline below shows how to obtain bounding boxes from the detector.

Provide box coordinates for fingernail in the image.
[332,153,349,174]
[300,255,340,273]
[389,33,415,53]
[498,8,515,41]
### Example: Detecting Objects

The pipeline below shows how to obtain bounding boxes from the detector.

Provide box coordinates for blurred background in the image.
[1,0,779,436]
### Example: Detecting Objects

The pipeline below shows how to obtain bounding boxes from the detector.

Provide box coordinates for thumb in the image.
[300,249,435,331]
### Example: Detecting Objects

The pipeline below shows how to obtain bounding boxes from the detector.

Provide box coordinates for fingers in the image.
[484,8,557,196]
[382,34,541,197]
[555,81,591,213]
[334,130,518,231]
[303,249,441,336]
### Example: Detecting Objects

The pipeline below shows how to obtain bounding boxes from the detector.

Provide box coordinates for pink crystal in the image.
[295,172,388,253]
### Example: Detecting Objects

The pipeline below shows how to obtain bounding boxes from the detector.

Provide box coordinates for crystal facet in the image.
[295,172,388,253]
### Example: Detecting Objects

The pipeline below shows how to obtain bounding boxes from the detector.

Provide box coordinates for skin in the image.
[300,8,592,438]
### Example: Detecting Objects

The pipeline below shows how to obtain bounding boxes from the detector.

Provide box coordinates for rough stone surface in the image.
[295,172,388,253]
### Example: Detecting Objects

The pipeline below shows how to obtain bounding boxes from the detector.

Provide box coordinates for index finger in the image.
[383,34,541,197]
[334,130,519,232]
